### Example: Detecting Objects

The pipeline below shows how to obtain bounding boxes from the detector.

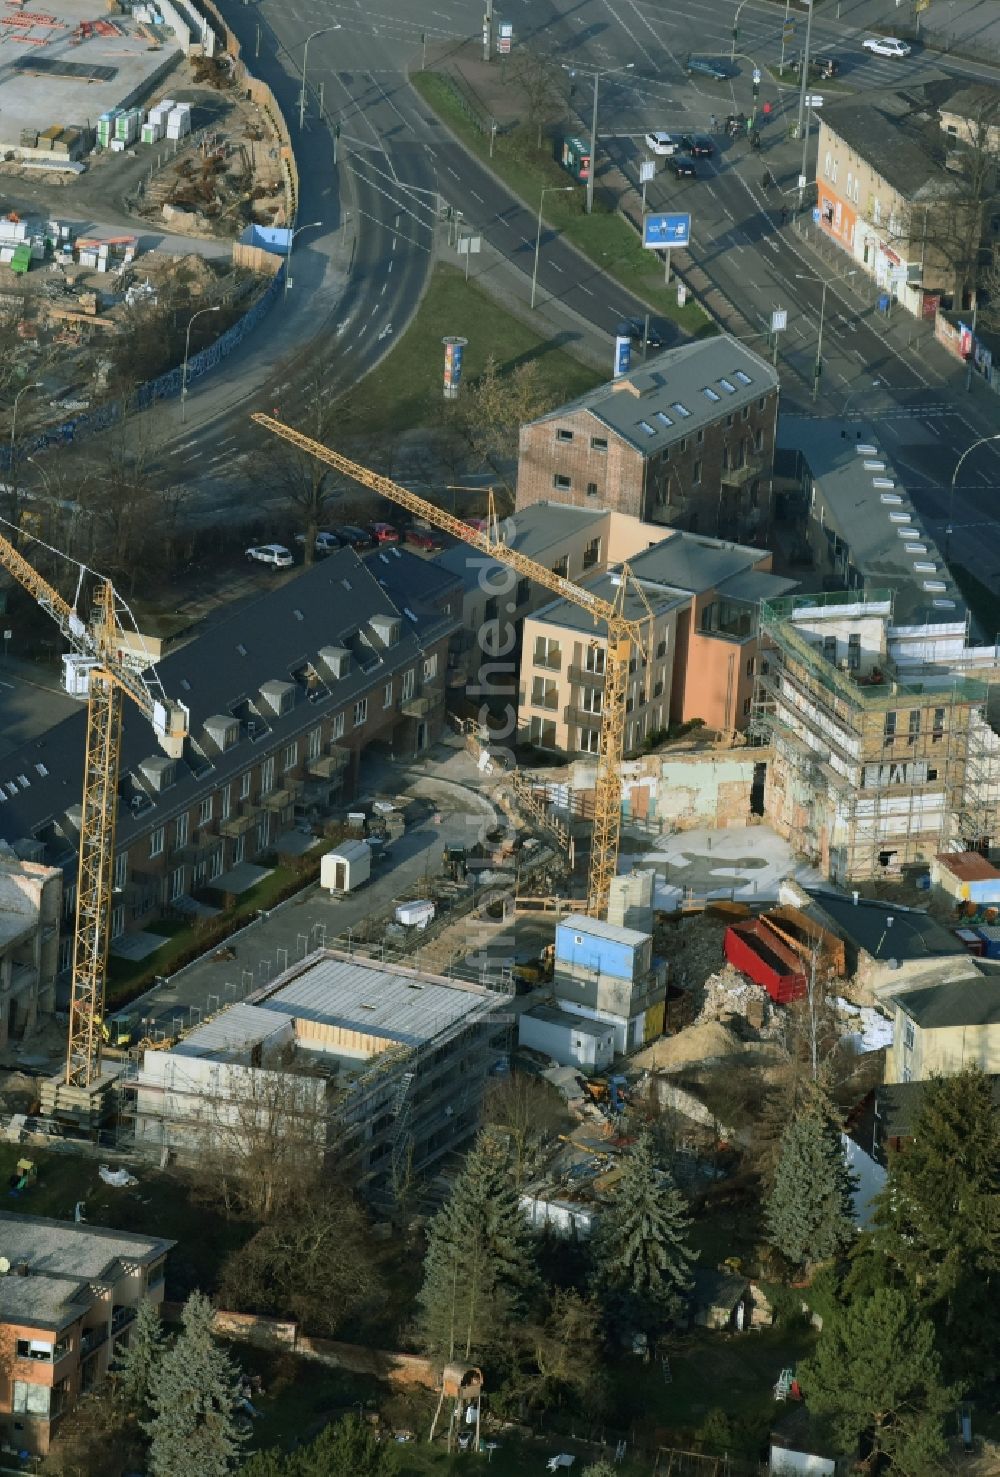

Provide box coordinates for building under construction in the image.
[127,949,511,1203]
[754,590,1000,882]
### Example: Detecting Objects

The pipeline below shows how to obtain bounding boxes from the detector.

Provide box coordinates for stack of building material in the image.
[114,107,141,146]
[166,102,191,141]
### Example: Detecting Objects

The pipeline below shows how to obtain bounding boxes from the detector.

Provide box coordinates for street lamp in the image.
[795,270,854,400]
[731,0,751,60]
[10,381,41,463]
[285,219,322,294]
[531,186,574,309]
[181,306,222,423]
[947,433,1000,558]
[298,23,341,130]
[561,61,634,215]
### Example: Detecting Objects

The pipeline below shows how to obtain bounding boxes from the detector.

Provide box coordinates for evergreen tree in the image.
[765,1087,857,1269]
[799,1287,954,1473]
[144,1291,246,1477]
[859,1068,1000,1385]
[240,1415,395,1477]
[589,1133,695,1336]
[114,1296,164,1420]
[417,1129,539,1361]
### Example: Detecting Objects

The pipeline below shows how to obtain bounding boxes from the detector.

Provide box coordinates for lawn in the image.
[336,263,603,437]
[0,1144,252,1300]
[231,1344,384,1454]
[411,72,715,341]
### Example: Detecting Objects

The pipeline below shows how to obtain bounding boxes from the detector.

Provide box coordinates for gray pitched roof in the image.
[530,569,687,635]
[777,416,964,627]
[0,548,461,861]
[527,335,778,455]
[436,501,607,594]
[806,890,966,963]
[895,974,1000,1029]
[821,95,962,201]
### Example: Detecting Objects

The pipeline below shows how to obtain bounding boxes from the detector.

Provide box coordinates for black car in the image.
[786,50,839,79]
[623,317,667,349]
[680,133,714,157]
[667,156,697,179]
[337,525,372,549]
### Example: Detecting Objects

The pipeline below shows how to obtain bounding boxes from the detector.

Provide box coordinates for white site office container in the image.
[320,840,371,895]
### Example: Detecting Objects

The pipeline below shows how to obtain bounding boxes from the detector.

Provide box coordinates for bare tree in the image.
[450,354,555,505]
[508,52,567,148]
[191,1054,330,1221]
[484,1072,569,1186]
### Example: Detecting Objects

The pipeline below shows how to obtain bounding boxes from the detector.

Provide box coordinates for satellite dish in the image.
[0,1257,11,1275]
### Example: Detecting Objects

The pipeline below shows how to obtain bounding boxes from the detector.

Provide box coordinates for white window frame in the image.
[283,741,297,772]
[423,653,438,681]
[261,757,275,795]
[149,826,165,859]
[113,851,127,891]
[240,770,252,800]
[383,681,393,709]
[169,866,185,901]
[353,699,367,728]
[401,668,415,702]
[308,725,322,760]
[333,712,345,739]
[174,813,189,850]
[220,785,232,820]
[199,797,213,826]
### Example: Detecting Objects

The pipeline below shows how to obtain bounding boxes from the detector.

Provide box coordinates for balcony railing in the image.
[564,705,602,727]
[80,1325,109,1358]
[567,664,605,685]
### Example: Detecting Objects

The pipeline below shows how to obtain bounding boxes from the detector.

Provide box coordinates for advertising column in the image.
[442,336,469,400]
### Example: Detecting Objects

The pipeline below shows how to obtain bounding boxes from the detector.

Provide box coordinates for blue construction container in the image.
[555,914,652,982]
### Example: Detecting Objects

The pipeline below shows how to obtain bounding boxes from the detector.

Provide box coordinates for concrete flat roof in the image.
[0,0,183,147]
[0,1211,173,1281]
[559,914,649,947]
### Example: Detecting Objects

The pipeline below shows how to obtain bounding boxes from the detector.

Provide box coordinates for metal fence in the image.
[0,264,285,473]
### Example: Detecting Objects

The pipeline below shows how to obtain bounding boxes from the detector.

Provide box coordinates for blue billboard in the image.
[614,334,631,377]
[643,212,691,249]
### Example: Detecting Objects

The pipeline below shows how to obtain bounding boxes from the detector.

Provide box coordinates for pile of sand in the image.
[633,1020,743,1072]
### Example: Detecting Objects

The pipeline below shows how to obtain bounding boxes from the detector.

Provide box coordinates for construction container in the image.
[395,900,435,929]
[9,244,31,276]
[724,919,807,1004]
[518,1005,614,1072]
[320,840,370,895]
[974,924,1000,960]
[555,914,652,982]
[955,927,987,957]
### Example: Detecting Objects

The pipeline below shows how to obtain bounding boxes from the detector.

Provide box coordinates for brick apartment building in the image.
[816,92,980,317]
[0,1212,171,1455]
[516,336,779,540]
[0,852,61,1050]
[519,531,793,755]
[0,548,459,956]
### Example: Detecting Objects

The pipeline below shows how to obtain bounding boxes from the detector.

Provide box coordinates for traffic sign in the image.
[805,93,824,107]
[771,309,788,333]
[498,21,512,53]
[752,67,761,85]
[639,159,656,183]
[643,212,691,249]
[783,23,795,39]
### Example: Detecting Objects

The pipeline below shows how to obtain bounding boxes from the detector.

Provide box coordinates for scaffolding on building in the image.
[752,591,990,881]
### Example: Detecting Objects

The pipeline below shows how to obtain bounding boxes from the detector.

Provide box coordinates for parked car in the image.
[624,317,666,349]
[667,156,697,179]
[337,525,372,549]
[369,521,400,544]
[644,130,679,157]
[404,526,442,551]
[680,133,714,157]
[862,36,911,57]
[686,55,734,80]
[246,543,294,568]
[295,530,342,554]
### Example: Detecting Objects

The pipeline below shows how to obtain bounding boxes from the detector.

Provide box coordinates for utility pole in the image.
[483,0,492,61]
[795,0,815,206]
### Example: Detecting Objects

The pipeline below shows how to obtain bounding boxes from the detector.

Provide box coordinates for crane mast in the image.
[0,535,187,1091]
[251,413,653,918]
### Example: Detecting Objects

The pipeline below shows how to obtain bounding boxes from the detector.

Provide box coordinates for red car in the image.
[369,522,400,544]
[404,526,441,551]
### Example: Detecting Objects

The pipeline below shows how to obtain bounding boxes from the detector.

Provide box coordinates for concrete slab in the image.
[0,0,182,150]
[625,824,827,912]
[110,929,169,961]
[274,829,319,857]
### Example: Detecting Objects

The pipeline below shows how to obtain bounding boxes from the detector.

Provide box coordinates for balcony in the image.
[307,747,350,779]
[567,664,605,686]
[219,808,255,838]
[111,1305,137,1337]
[262,787,294,812]
[564,705,602,727]
[401,695,431,719]
[720,456,764,489]
[80,1324,109,1359]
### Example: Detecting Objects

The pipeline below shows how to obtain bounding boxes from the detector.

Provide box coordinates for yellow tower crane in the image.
[0,534,188,1095]
[252,413,654,919]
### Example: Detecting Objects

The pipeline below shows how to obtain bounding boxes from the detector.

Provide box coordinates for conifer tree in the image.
[417,1129,539,1361]
[589,1133,695,1335]
[799,1287,954,1473]
[860,1068,1000,1385]
[144,1291,246,1477]
[115,1296,164,1420]
[765,1087,857,1269]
